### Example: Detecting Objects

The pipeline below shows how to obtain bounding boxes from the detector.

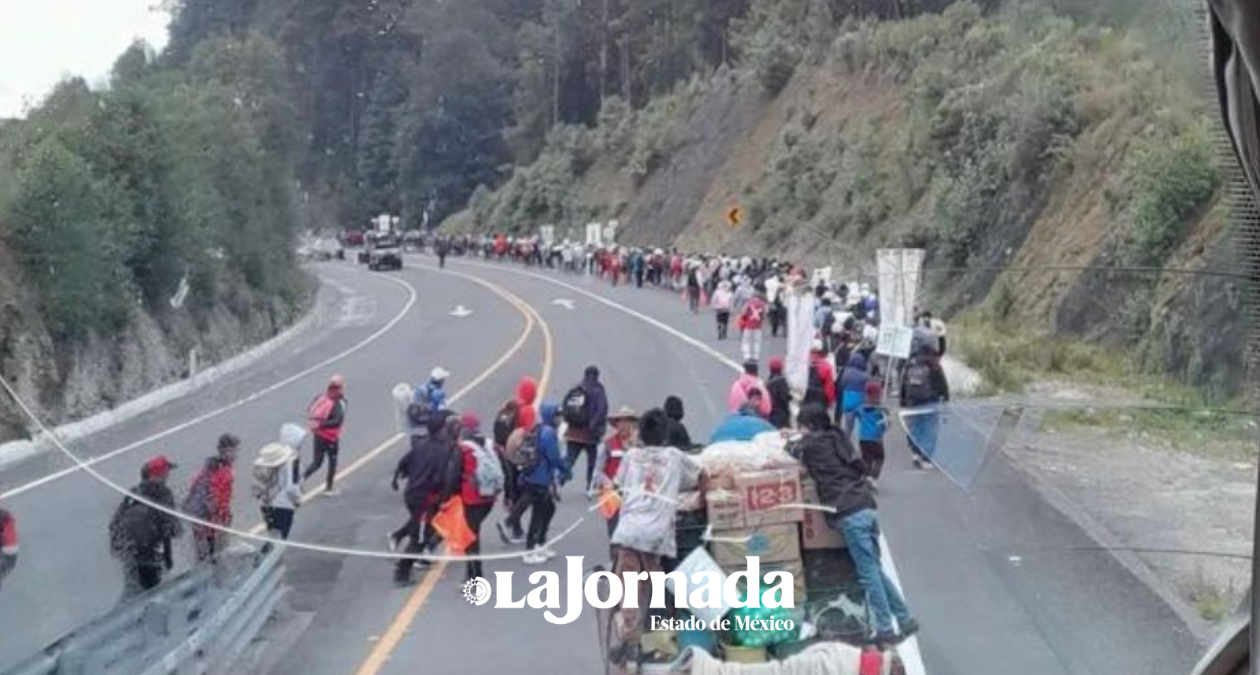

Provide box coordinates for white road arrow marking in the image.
[551,298,575,310]
[449,305,473,318]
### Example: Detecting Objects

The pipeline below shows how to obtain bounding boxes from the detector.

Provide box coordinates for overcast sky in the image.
[0,0,171,118]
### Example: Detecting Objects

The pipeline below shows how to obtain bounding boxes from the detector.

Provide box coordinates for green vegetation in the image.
[1124,130,1219,266]
[0,36,306,340]
[1188,572,1234,623]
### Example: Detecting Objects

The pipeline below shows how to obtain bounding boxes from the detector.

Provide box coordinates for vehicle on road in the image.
[364,232,403,271]
[340,229,365,247]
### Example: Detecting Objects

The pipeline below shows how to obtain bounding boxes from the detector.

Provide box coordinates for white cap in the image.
[430,367,450,381]
[812,339,825,352]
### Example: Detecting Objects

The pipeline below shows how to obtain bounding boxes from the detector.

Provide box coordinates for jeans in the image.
[905,404,940,460]
[716,311,731,339]
[831,509,911,635]
[262,506,295,539]
[519,484,556,549]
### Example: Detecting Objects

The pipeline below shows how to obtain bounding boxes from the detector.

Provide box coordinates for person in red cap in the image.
[110,456,183,596]
[856,380,891,480]
[766,357,792,429]
[457,412,498,582]
[305,375,347,495]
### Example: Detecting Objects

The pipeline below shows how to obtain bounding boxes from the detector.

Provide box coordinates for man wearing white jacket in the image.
[254,428,305,540]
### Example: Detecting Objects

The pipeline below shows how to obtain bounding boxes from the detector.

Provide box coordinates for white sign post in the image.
[876,325,914,359]
[876,248,925,328]
[603,220,619,245]
[585,222,603,247]
[540,225,556,247]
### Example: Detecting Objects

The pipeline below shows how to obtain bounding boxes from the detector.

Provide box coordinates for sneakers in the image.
[386,533,398,553]
[541,548,557,561]
[522,550,548,565]
[898,618,920,640]
[323,488,340,497]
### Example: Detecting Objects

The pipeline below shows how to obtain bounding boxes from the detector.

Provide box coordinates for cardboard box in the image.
[735,469,804,526]
[800,509,846,549]
[801,478,820,504]
[720,557,807,605]
[708,524,800,566]
[706,489,745,530]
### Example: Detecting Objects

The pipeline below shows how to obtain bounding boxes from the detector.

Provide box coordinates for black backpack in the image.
[804,364,827,406]
[110,497,160,555]
[562,385,589,428]
[903,360,934,403]
[493,402,519,447]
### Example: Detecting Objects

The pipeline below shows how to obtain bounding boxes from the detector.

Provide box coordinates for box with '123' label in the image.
[734,469,803,526]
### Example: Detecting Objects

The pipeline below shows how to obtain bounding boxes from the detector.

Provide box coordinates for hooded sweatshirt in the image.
[564,370,609,444]
[664,396,692,449]
[523,403,571,486]
[727,374,772,417]
[839,353,870,393]
[515,376,538,431]
[394,415,462,509]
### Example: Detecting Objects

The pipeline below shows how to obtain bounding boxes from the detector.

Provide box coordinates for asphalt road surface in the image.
[0,255,1208,675]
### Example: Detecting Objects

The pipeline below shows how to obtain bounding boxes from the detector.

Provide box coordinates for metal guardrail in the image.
[3,546,286,675]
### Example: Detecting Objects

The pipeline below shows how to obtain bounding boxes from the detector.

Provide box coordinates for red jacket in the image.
[459,442,495,506]
[0,509,17,555]
[192,457,234,529]
[740,297,768,330]
[308,392,346,442]
[603,434,628,480]
[811,353,837,406]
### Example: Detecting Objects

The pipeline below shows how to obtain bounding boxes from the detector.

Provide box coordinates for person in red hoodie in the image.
[802,340,837,414]
[495,376,539,543]
[186,434,238,562]
[305,375,347,495]
[457,413,495,582]
[0,496,17,590]
[738,290,769,362]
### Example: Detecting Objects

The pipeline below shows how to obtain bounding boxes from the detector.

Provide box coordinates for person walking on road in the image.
[607,409,703,674]
[790,403,918,646]
[803,341,837,413]
[727,360,772,419]
[662,396,692,450]
[685,263,703,314]
[900,344,950,469]
[305,375,347,494]
[253,441,303,540]
[457,413,498,582]
[711,280,734,339]
[766,357,792,429]
[738,290,768,363]
[110,456,183,598]
[391,411,461,586]
[563,366,609,494]
[185,435,238,562]
[856,381,890,480]
[517,403,570,563]
[838,352,870,437]
[594,406,640,544]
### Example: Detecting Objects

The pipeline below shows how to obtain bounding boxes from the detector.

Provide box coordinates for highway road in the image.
[0,254,1208,675]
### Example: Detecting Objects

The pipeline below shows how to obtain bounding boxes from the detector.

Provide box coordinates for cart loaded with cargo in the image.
[600,432,908,675]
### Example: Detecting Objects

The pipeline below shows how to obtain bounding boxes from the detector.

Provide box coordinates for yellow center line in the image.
[250,267,540,536]
[351,265,555,675]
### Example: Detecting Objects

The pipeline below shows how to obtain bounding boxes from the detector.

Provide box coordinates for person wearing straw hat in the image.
[253,441,303,540]
[594,406,639,491]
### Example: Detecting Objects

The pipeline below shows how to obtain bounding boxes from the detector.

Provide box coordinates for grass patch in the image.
[1187,572,1234,624]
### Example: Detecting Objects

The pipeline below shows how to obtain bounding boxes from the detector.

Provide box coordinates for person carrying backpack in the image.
[562,366,609,494]
[111,456,183,597]
[457,413,499,582]
[900,344,950,469]
[492,399,523,510]
[304,375,347,495]
[185,435,238,562]
[390,411,461,586]
[253,441,303,540]
[766,357,793,429]
[509,403,570,563]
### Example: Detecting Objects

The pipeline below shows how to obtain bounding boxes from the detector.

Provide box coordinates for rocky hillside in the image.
[0,36,311,442]
[450,2,1245,398]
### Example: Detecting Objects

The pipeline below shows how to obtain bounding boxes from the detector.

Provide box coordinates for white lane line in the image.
[449,259,928,675]
[1,269,419,501]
